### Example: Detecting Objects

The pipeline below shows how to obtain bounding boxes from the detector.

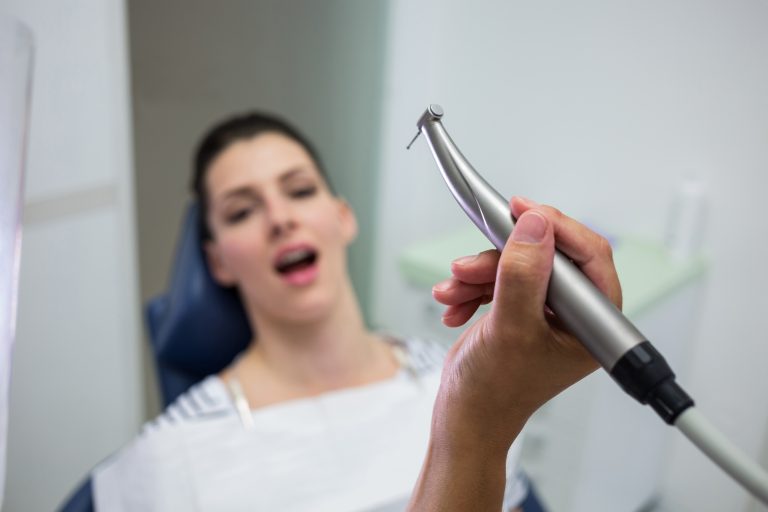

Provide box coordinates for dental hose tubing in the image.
[675,408,768,504]
[412,104,768,505]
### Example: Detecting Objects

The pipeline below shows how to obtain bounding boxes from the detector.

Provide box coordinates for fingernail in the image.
[514,196,540,207]
[512,211,547,243]
[453,254,478,266]
[511,196,540,218]
[432,279,453,293]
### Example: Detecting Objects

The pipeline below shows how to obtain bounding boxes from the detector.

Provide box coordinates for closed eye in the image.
[290,186,317,199]
[225,206,255,224]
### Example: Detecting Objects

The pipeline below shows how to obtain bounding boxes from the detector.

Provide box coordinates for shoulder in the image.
[100,375,234,459]
[92,376,235,507]
[144,375,234,433]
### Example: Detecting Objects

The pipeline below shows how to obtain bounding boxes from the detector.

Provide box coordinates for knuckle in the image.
[541,205,564,222]
[479,249,501,263]
[596,235,614,261]
[499,248,543,284]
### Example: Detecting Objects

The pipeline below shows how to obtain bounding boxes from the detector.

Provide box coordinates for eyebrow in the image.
[278,167,312,183]
[220,186,256,202]
[219,167,312,201]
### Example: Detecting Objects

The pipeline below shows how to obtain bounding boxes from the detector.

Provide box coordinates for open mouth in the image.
[274,248,318,275]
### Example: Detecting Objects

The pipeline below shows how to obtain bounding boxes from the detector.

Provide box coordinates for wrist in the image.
[408,426,509,512]
[432,383,531,454]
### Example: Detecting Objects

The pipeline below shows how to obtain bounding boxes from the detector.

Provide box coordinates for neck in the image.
[238,279,391,394]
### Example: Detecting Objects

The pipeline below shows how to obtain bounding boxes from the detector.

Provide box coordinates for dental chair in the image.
[143,202,252,405]
[58,203,546,512]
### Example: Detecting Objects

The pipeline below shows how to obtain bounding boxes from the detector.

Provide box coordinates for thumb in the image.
[491,210,555,327]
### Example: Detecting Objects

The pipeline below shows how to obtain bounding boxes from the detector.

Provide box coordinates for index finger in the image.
[449,249,501,284]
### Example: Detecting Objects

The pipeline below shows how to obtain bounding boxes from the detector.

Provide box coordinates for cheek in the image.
[311,217,348,250]
[305,202,350,243]
[217,234,267,279]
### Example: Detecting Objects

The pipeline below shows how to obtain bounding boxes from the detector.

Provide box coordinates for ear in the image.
[336,198,358,244]
[204,239,238,287]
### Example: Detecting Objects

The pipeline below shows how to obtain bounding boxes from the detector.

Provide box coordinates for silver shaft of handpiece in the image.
[414,105,647,371]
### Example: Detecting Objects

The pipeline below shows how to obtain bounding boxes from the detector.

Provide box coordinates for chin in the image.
[275,293,338,325]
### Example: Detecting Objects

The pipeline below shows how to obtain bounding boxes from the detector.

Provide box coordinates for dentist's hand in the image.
[408,197,622,511]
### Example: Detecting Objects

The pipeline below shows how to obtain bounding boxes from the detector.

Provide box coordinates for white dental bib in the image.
[93,338,526,511]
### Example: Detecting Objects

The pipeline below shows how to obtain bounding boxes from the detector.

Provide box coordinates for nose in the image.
[265,197,297,240]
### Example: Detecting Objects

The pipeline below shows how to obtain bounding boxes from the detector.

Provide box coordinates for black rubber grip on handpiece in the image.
[609,341,694,424]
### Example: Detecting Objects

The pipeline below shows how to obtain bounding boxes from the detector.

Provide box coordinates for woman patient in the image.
[92,112,529,511]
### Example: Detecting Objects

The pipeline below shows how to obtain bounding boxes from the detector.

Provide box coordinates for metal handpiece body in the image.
[414,105,693,423]
[415,105,644,370]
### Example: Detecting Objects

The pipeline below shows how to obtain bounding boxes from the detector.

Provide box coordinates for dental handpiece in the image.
[410,104,692,424]
[409,105,768,505]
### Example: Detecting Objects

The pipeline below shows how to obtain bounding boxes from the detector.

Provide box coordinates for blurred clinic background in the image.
[2,0,768,511]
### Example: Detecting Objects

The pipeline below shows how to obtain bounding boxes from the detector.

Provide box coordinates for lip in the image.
[272,242,318,268]
[272,242,320,286]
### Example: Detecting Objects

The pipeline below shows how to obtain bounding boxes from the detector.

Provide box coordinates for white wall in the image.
[372,1,768,510]
[0,1,142,510]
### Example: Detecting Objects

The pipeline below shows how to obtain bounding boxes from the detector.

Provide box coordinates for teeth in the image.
[278,249,312,267]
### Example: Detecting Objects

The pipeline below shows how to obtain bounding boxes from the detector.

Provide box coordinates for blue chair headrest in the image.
[145,203,252,405]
